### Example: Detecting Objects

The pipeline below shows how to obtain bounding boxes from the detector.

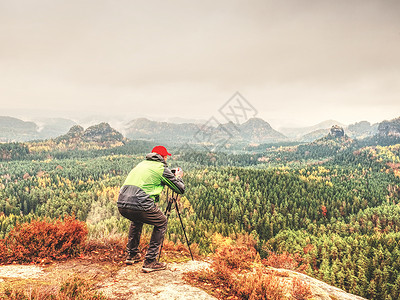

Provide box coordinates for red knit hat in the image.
[152,145,171,157]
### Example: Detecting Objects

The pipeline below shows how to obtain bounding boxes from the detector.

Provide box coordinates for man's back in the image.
[118,152,184,211]
[123,159,165,198]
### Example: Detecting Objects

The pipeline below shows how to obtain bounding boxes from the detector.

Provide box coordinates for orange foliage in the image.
[82,234,127,263]
[292,277,313,300]
[162,240,190,252]
[213,243,257,271]
[321,205,327,217]
[262,251,308,273]
[186,244,285,299]
[185,234,314,299]
[0,215,88,263]
[162,239,200,258]
[233,269,284,300]
[303,244,314,255]
[0,240,7,259]
[186,234,288,299]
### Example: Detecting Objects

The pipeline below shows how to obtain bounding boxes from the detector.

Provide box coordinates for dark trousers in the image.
[118,205,167,262]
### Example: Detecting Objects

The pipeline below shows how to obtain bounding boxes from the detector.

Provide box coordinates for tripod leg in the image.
[174,198,194,261]
[158,200,173,262]
[164,188,170,215]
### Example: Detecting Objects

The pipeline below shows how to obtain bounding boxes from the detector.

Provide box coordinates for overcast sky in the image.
[1,0,399,128]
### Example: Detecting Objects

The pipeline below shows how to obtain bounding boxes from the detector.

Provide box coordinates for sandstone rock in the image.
[98,260,215,300]
[0,265,44,279]
[0,261,367,300]
[278,268,367,300]
[329,125,345,138]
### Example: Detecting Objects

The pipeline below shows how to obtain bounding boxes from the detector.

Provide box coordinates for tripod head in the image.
[164,188,176,218]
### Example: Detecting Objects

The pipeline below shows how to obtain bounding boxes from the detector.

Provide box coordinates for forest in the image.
[1,135,400,299]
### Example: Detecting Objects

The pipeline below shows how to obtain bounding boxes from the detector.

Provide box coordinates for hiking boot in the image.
[125,253,142,265]
[142,260,167,273]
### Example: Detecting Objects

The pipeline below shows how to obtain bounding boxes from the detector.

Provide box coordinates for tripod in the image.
[158,188,194,261]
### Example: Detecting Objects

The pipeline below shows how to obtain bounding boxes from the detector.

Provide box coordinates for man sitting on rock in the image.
[117,146,185,272]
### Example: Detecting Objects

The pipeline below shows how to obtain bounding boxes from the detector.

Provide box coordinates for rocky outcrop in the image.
[0,262,367,300]
[55,125,84,143]
[99,261,215,299]
[329,125,345,138]
[278,268,367,300]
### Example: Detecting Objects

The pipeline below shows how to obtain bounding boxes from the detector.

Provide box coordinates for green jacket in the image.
[117,153,185,211]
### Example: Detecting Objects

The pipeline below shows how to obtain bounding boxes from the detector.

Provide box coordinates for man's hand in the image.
[175,167,184,178]
[171,167,184,178]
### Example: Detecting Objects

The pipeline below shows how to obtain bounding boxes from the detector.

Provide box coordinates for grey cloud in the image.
[0,0,399,124]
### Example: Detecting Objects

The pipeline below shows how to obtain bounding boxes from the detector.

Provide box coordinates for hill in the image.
[298,125,353,158]
[264,125,355,162]
[0,116,78,142]
[346,120,378,139]
[125,117,286,145]
[300,128,331,142]
[0,116,39,142]
[237,117,286,143]
[125,118,200,143]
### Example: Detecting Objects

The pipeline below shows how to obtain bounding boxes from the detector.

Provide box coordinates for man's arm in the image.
[161,167,185,194]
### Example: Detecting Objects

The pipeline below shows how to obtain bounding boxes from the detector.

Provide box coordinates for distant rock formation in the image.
[55,125,83,143]
[329,125,345,138]
[378,117,400,137]
[83,122,124,143]
[55,123,124,144]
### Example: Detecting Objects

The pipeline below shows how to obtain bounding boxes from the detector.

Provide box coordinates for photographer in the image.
[117,146,185,272]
